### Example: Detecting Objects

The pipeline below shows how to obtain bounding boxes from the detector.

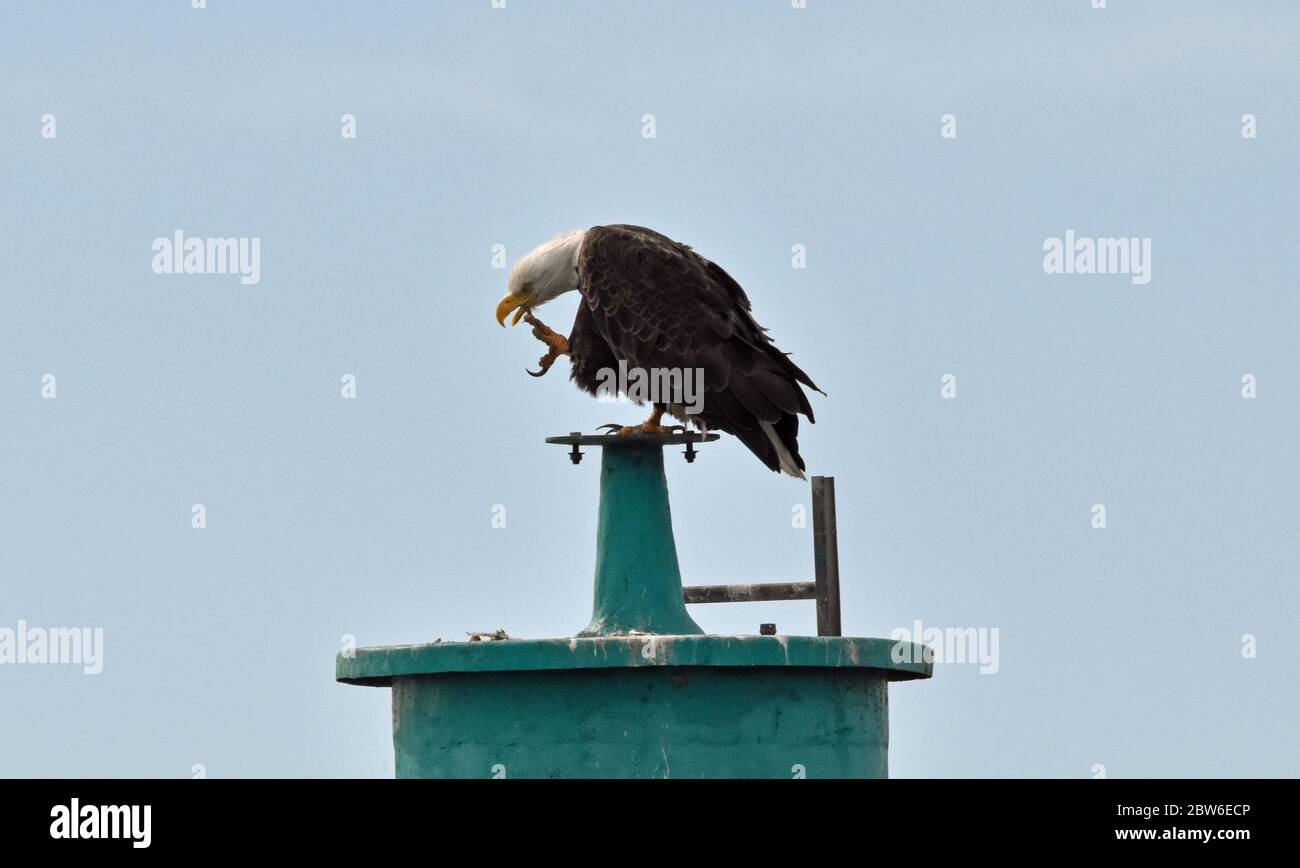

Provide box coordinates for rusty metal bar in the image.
[812,475,842,637]
[679,476,843,637]
[683,582,816,604]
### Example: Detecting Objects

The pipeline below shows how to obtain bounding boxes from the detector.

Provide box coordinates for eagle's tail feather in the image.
[761,418,806,479]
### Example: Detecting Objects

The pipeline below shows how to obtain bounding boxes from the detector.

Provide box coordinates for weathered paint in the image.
[340,634,930,778]
[391,666,891,779]
[338,634,932,684]
[579,441,703,636]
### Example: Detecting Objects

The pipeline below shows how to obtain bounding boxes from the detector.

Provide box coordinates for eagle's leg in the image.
[522,311,569,377]
[615,405,674,436]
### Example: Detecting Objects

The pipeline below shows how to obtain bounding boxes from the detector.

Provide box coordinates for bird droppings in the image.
[466,629,514,642]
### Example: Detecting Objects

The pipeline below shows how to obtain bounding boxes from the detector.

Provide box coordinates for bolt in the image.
[683,440,697,463]
[569,432,583,465]
[759,623,777,636]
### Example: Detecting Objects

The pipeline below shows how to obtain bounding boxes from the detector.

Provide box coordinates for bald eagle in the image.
[495,225,822,478]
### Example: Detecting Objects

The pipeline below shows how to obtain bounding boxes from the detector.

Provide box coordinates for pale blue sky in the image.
[1,1,1296,777]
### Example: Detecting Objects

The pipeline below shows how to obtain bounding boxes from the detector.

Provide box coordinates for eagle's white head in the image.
[496,229,586,326]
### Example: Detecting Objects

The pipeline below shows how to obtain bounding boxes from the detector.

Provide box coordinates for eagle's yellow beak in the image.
[496,291,535,327]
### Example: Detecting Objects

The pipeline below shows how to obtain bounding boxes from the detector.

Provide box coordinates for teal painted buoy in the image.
[337,432,932,778]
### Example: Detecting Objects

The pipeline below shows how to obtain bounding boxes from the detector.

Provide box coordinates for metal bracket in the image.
[681,475,843,637]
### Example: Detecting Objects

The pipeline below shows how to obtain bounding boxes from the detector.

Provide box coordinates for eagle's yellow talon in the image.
[614,409,670,435]
[616,423,674,436]
[523,311,569,355]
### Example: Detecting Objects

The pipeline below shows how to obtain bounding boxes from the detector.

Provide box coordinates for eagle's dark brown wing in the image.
[571,224,820,476]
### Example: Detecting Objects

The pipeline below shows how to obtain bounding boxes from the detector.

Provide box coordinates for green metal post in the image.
[579,441,703,636]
